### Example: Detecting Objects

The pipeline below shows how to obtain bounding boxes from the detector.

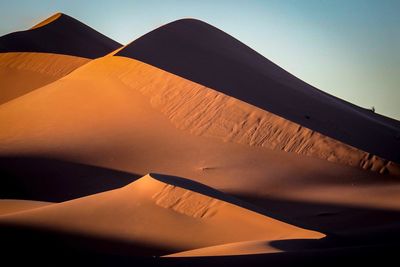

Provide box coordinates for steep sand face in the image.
[0,199,53,215]
[111,57,398,175]
[0,174,323,255]
[0,52,89,104]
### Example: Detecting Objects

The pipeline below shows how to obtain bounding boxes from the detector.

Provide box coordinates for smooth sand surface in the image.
[165,240,283,257]
[0,199,53,215]
[0,52,89,104]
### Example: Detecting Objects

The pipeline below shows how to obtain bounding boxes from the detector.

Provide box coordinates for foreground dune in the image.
[0,199,52,216]
[0,174,323,256]
[165,240,283,257]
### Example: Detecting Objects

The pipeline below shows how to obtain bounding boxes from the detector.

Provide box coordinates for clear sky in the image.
[1,0,399,120]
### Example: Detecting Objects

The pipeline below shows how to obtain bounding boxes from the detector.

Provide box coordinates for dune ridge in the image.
[0,52,89,103]
[0,174,324,255]
[30,13,62,29]
[0,199,53,216]
[0,13,121,58]
[117,18,400,163]
[0,13,399,265]
[110,56,399,174]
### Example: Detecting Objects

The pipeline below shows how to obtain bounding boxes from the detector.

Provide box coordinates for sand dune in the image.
[0,174,323,256]
[0,52,89,104]
[0,199,52,216]
[165,240,283,257]
[0,13,121,58]
[0,13,399,265]
[0,13,121,104]
[0,54,399,248]
[0,55,399,208]
[117,18,400,163]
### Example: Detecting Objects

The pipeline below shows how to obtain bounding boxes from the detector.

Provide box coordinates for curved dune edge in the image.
[0,13,122,59]
[164,239,283,257]
[0,199,53,216]
[107,56,399,175]
[116,18,400,164]
[0,174,324,255]
[0,52,90,104]
[30,13,62,29]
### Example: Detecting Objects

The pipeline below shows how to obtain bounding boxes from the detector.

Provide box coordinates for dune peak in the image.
[116,17,400,163]
[0,12,121,58]
[30,12,63,29]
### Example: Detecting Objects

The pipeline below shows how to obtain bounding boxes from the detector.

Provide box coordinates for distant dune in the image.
[0,13,121,104]
[0,13,121,58]
[117,18,400,163]
[0,13,399,266]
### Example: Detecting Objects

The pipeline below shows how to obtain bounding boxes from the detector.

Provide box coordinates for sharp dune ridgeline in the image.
[0,13,121,104]
[0,13,399,266]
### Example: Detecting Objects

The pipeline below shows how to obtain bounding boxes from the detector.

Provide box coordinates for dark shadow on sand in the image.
[0,156,141,202]
[0,13,121,58]
[0,222,171,266]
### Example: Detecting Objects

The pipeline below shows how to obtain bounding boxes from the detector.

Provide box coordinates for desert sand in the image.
[0,14,399,266]
[0,199,52,215]
[0,174,323,256]
[0,13,121,104]
[0,52,89,104]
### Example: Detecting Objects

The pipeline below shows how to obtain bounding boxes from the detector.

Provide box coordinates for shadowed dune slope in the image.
[0,174,323,256]
[117,18,400,162]
[0,13,121,58]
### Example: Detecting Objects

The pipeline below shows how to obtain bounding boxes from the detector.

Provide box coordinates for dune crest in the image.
[0,13,122,104]
[0,199,53,216]
[0,52,89,104]
[108,56,398,174]
[117,18,400,163]
[30,13,62,29]
[165,240,282,257]
[0,174,324,255]
[0,13,399,264]
[0,13,121,58]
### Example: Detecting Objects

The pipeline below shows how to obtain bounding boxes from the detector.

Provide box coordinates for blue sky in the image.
[1,0,399,120]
